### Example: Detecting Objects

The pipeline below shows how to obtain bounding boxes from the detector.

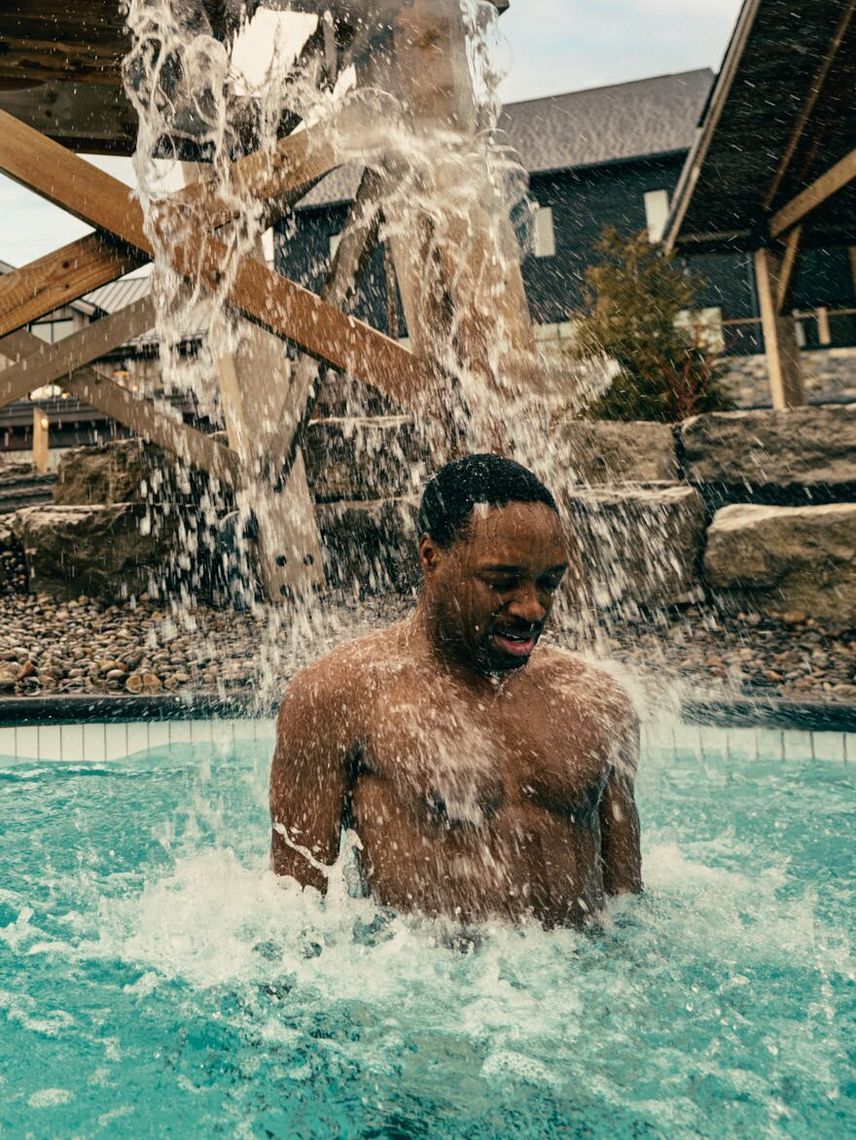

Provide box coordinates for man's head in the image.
[417,455,569,675]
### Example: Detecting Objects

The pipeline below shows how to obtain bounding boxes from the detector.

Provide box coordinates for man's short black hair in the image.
[417,454,559,548]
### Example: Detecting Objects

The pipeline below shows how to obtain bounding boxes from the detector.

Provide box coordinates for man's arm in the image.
[599,712,642,896]
[269,665,353,892]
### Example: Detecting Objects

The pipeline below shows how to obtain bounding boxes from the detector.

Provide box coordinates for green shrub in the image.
[571,227,733,422]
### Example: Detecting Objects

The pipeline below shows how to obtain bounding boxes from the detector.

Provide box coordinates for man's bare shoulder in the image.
[533,645,638,723]
[281,621,410,711]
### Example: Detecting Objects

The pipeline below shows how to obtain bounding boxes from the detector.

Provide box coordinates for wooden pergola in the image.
[665,0,856,409]
[0,0,535,600]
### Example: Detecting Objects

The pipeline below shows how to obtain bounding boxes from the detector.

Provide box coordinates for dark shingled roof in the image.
[298,68,713,208]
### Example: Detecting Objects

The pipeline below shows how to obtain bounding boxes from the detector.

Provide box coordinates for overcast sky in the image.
[0,0,743,268]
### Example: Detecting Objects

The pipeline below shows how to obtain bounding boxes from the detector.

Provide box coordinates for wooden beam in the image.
[32,406,49,473]
[770,147,856,238]
[0,109,432,407]
[172,123,337,230]
[0,325,240,485]
[66,370,241,485]
[754,247,805,409]
[0,296,156,410]
[0,125,337,339]
[0,233,145,340]
[764,0,856,209]
[268,165,385,485]
[775,224,802,313]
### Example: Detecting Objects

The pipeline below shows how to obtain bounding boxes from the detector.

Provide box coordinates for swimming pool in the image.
[1,718,852,1138]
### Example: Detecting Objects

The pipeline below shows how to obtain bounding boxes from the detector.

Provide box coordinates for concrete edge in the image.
[0,693,853,733]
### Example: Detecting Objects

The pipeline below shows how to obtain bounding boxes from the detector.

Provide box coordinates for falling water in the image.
[117,0,614,689]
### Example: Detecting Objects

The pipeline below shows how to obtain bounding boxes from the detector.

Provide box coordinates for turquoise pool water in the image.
[0,722,853,1138]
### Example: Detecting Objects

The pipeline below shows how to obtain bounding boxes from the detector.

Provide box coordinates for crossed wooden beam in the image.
[0,108,438,596]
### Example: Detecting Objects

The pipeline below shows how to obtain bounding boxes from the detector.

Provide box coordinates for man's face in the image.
[420,501,570,674]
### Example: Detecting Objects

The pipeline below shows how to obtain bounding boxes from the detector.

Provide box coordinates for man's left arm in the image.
[599,714,642,896]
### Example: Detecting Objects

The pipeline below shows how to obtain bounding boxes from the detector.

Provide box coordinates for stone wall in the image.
[5,407,856,624]
[720,347,856,408]
[302,406,856,623]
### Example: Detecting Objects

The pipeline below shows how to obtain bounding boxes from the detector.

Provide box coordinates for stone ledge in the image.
[681,407,856,500]
[553,419,678,484]
[10,504,181,601]
[566,484,705,611]
[303,416,426,502]
[704,502,856,621]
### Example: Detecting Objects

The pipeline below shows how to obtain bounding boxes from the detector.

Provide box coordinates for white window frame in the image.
[532,205,556,258]
[643,189,670,243]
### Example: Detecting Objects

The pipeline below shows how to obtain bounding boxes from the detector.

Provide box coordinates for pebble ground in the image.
[0,593,853,707]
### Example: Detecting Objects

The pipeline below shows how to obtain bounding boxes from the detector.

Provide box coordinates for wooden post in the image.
[754,247,805,409]
[32,406,49,472]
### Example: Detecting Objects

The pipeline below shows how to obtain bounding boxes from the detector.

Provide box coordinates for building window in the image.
[643,189,670,243]
[329,233,341,260]
[532,206,556,258]
[29,317,75,344]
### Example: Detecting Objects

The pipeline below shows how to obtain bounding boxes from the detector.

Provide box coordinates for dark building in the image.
[276,68,856,372]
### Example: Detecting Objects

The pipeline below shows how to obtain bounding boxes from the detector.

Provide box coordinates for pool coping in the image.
[0,693,854,732]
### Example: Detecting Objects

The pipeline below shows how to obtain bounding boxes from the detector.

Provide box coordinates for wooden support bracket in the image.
[754,247,805,408]
[775,224,802,313]
[0,109,433,409]
[0,324,240,486]
[0,296,156,408]
[770,146,856,238]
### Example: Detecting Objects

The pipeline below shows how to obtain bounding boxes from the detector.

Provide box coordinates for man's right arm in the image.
[269,664,353,893]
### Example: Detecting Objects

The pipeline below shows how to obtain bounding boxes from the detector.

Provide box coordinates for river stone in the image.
[553,419,678,484]
[703,502,856,621]
[10,504,180,601]
[681,406,856,501]
[302,416,426,502]
[565,485,705,610]
[316,497,420,593]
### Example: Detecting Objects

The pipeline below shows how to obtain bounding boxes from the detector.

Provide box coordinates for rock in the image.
[316,497,420,594]
[141,672,162,693]
[553,419,678,484]
[9,504,180,602]
[565,485,706,610]
[52,438,203,506]
[681,407,856,503]
[704,502,856,622]
[0,518,27,597]
[302,417,425,502]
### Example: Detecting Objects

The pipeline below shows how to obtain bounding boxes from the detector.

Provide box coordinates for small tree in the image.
[571,227,733,422]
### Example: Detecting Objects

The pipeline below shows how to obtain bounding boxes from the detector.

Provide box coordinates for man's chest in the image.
[358,684,612,823]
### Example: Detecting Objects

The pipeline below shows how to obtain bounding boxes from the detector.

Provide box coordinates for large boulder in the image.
[704,502,856,621]
[553,419,678,484]
[302,416,426,502]
[681,407,856,504]
[316,497,420,593]
[53,438,220,507]
[10,504,181,601]
[566,485,705,610]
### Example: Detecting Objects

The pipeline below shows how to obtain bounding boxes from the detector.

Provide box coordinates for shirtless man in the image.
[270,454,641,927]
